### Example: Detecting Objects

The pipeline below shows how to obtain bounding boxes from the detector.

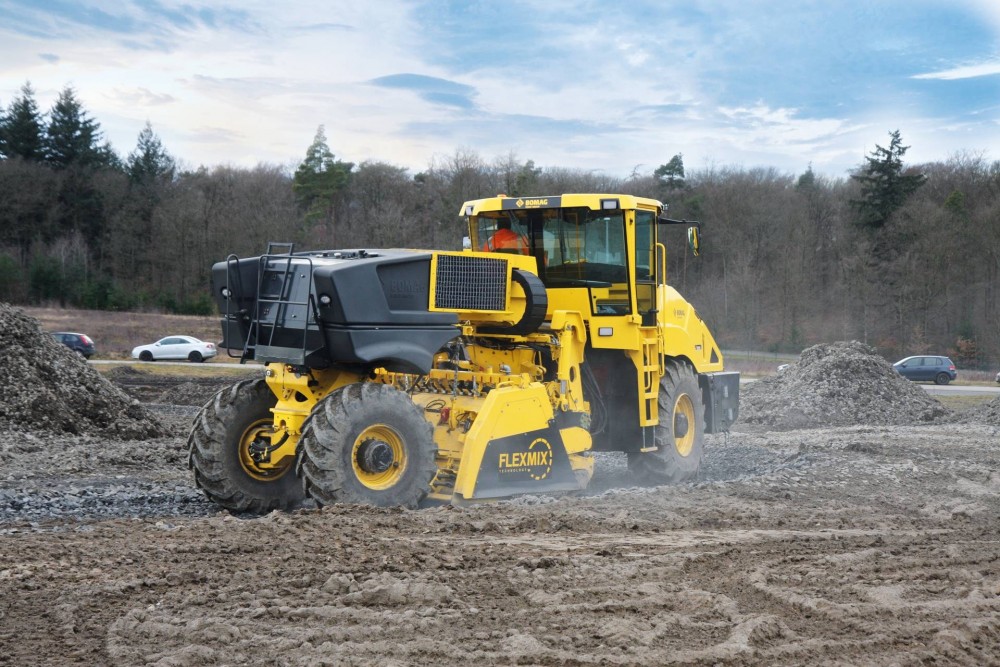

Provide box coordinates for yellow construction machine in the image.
[188,194,739,512]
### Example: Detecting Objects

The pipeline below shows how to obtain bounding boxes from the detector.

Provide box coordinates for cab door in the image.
[632,208,662,429]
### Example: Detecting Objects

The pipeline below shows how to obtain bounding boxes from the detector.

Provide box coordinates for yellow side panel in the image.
[452,384,553,498]
[659,285,725,372]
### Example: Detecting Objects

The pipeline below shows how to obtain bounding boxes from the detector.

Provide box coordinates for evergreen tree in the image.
[796,163,816,190]
[850,130,925,229]
[126,121,175,184]
[514,159,541,195]
[293,125,353,227]
[654,153,685,188]
[0,82,45,161]
[44,86,117,169]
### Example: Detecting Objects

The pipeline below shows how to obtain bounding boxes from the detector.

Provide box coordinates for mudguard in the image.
[453,384,582,500]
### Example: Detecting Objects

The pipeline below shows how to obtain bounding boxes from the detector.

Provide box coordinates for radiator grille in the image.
[434,254,507,311]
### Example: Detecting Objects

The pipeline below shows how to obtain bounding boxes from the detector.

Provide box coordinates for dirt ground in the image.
[2,309,1000,666]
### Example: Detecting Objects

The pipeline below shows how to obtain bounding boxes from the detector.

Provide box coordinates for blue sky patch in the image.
[1,0,998,177]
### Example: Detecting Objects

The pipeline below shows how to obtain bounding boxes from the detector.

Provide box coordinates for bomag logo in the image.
[387,279,419,297]
[498,438,553,480]
[516,198,549,209]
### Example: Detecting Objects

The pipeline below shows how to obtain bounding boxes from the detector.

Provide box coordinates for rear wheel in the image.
[139,350,153,362]
[188,350,204,363]
[188,378,305,513]
[298,383,437,508]
[628,359,704,485]
[934,372,951,385]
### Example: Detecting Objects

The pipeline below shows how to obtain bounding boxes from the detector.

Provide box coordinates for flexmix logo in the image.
[498,438,553,480]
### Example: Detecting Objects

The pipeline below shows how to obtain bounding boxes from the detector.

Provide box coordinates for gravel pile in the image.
[0,303,165,438]
[740,340,950,430]
[964,395,1000,425]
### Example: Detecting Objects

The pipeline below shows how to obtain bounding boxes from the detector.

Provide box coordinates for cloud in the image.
[107,87,176,107]
[185,125,245,143]
[368,73,477,109]
[912,60,1000,80]
[290,22,355,33]
[0,0,259,49]
[186,74,295,100]
[716,103,852,146]
[38,52,59,63]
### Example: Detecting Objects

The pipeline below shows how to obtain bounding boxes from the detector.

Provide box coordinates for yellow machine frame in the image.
[245,194,730,504]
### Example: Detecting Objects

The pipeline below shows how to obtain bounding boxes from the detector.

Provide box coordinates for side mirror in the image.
[687,226,701,256]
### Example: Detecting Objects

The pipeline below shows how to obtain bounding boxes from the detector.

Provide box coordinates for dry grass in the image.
[22,306,233,361]
[935,394,997,410]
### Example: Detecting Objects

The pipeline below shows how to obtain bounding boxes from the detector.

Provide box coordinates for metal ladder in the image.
[637,330,663,451]
[242,242,322,365]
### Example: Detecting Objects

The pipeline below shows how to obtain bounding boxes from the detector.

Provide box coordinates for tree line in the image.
[1,82,998,367]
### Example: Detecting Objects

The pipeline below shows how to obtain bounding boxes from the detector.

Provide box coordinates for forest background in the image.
[1,82,998,367]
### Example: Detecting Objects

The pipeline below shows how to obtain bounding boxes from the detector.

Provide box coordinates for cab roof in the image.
[459,193,664,216]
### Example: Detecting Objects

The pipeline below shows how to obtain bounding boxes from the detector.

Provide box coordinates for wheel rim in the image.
[672,394,696,457]
[238,419,292,481]
[351,424,406,490]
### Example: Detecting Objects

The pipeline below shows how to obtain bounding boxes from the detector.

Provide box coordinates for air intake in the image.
[434,254,507,311]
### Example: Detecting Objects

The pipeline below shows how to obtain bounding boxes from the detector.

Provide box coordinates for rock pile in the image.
[740,340,950,430]
[965,395,1000,426]
[0,303,164,438]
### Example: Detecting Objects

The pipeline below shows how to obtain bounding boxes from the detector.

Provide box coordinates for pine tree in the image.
[654,153,685,188]
[44,86,117,169]
[796,163,816,190]
[851,130,925,229]
[126,121,175,184]
[0,82,45,161]
[293,125,353,228]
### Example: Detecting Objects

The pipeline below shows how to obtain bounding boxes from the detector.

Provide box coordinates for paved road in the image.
[739,376,998,397]
[90,359,260,369]
[922,383,1000,396]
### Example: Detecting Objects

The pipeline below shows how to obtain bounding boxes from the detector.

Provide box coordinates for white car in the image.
[131,335,217,363]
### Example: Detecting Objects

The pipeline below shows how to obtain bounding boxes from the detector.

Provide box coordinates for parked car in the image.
[995,370,1000,384]
[52,332,96,359]
[892,355,957,385]
[131,335,216,362]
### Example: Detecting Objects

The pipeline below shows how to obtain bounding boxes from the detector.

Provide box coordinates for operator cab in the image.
[468,195,660,322]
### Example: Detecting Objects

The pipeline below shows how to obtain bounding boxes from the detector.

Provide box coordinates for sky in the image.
[1,0,1000,180]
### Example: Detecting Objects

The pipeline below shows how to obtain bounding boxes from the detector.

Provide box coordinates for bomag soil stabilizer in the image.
[188,194,739,512]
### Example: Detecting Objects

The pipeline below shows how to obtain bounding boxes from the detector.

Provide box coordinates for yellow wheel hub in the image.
[672,394,696,457]
[238,419,293,481]
[352,424,407,490]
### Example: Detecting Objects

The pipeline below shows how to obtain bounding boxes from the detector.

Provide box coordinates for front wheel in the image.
[934,372,951,385]
[139,350,153,362]
[188,378,306,513]
[298,383,437,508]
[628,359,705,485]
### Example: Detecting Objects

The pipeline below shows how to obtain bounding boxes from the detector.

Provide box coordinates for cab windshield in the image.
[475,207,628,287]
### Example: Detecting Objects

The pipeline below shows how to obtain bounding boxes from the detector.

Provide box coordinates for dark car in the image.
[892,355,957,385]
[52,332,96,359]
